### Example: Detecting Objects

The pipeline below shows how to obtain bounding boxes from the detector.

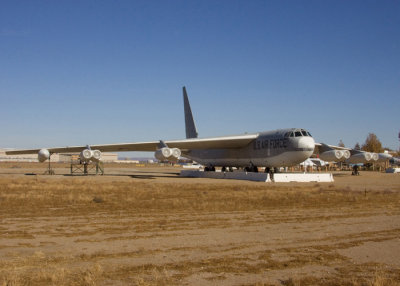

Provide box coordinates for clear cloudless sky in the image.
[1,0,399,156]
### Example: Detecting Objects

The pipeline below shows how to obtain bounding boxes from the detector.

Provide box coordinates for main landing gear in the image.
[203,164,263,173]
[244,166,258,173]
[221,166,234,172]
[244,162,258,173]
[204,166,215,172]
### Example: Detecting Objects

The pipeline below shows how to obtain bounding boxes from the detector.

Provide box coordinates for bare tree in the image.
[338,140,345,147]
[361,133,383,153]
[354,142,361,150]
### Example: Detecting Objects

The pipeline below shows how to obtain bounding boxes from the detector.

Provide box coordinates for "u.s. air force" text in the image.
[253,138,288,150]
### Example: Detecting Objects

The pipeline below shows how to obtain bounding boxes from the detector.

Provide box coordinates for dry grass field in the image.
[0,163,399,285]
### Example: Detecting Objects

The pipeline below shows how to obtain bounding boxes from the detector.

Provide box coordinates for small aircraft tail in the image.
[183,86,198,139]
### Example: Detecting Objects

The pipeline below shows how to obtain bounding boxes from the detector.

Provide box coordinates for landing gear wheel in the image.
[205,166,215,172]
[246,165,258,172]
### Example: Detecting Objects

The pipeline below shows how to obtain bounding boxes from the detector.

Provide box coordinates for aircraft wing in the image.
[5,134,258,155]
[314,143,393,163]
[314,142,350,153]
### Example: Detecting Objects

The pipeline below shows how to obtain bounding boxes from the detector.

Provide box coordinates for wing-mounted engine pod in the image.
[154,147,172,161]
[319,150,343,162]
[370,153,379,161]
[154,147,181,162]
[378,153,392,162]
[80,149,93,162]
[347,152,372,164]
[342,150,351,160]
[38,149,50,162]
[91,150,102,162]
[170,148,181,160]
[362,152,372,161]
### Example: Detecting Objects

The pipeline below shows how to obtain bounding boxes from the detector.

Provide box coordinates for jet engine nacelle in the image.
[155,147,172,161]
[170,148,181,160]
[370,153,379,161]
[79,149,102,162]
[377,153,392,162]
[80,149,93,162]
[38,149,50,162]
[347,152,372,164]
[154,147,181,162]
[91,150,102,162]
[390,157,400,165]
[319,150,345,162]
[341,150,351,160]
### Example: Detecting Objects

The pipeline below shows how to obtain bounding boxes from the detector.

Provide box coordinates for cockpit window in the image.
[307,132,312,137]
[284,132,289,138]
[295,131,302,137]
[289,132,294,137]
[301,130,308,136]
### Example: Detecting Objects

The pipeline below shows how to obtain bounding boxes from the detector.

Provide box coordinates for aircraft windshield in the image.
[292,129,313,137]
[290,129,313,137]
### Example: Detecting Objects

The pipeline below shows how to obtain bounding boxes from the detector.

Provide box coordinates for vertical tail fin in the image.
[183,86,198,139]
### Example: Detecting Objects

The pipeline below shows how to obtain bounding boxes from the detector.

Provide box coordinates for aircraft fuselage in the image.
[183,128,315,168]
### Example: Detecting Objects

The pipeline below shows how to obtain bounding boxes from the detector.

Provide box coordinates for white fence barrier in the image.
[180,170,334,183]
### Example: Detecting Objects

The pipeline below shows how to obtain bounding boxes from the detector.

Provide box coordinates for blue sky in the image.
[1,0,399,155]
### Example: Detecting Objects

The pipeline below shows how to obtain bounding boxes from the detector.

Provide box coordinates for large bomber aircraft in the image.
[6,87,391,170]
[6,87,316,172]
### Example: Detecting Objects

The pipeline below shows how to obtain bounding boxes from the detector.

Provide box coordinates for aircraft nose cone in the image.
[298,136,315,150]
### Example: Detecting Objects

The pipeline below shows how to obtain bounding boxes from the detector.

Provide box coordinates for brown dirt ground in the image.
[0,163,399,285]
